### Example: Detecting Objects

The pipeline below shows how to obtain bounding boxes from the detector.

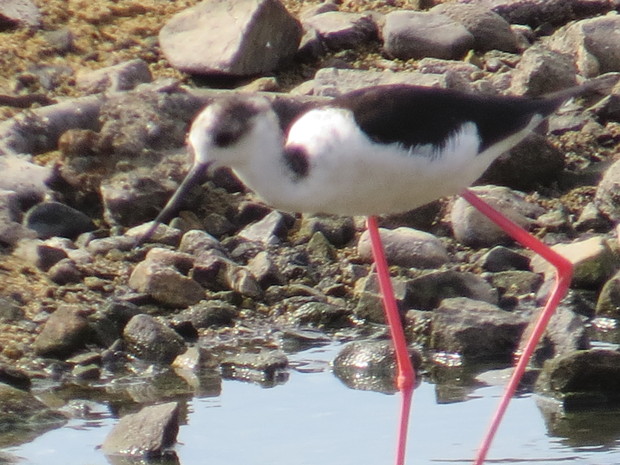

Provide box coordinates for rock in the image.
[528,304,589,365]
[125,222,183,247]
[123,314,186,364]
[159,0,302,76]
[406,270,498,310]
[47,258,83,285]
[531,236,617,289]
[128,250,204,308]
[595,270,620,318]
[451,186,544,248]
[382,11,474,60]
[333,341,420,393]
[76,59,152,94]
[176,301,238,329]
[34,305,94,358]
[0,365,31,391]
[0,383,65,441]
[224,263,262,298]
[354,272,408,323]
[471,0,614,29]
[480,134,565,191]
[304,11,377,51]
[574,202,611,232]
[220,351,288,386]
[431,3,517,52]
[480,246,531,272]
[13,238,68,271]
[536,349,620,410]
[247,251,285,287]
[42,28,74,54]
[238,210,289,245]
[179,229,224,257]
[172,346,218,371]
[290,302,350,328]
[510,45,578,96]
[430,297,528,362]
[0,297,25,323]
[357,227,450,269]
[0,155,53,204]
[594,157,620,222]
[0,0,40,29]
[0,189,34,246]
[101,402,179,457]
[546,15,620,77]
[23,201,96,239]
[488,270,543,299]
[299,214,355,247]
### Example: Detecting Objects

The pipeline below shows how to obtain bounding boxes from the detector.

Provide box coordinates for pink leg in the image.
[366,216,415,465]
[460,189,573,465]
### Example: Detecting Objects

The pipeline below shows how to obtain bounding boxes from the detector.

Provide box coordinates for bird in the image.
[138,76,615,464]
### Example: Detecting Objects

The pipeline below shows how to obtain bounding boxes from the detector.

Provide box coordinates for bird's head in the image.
[188,95,280,171]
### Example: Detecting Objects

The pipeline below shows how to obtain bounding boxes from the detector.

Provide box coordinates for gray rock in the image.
[511,45,578,96]
[480,245,531,272]
[451,185,544,248]
[304,11,377,51]
[125,222,183,247]
[531,236,617,289]
[0,155,53,204]
[23,201,96,239]
[172,346,218,371]
[123,314,186,364]
[333,341,420,393]
[574,202,611,232]
[357,227,450,269]
[480,134,565,191]
[354,272,408,323]
[406,270,498,310]
[0,96,101,155]
[470,0,614,29]
[431,3,517,52]
[488,270,543,298]
[221,351,288,386]
[13,238,68,271]
[430,297,528,362]
[76,59,152,94]
[0,297,25,323]
[535,349,620,410]
[299,214,355,247]
[529,304,589,364]
[0,365,31,391]
[159,0,302,76]
[224,263,262,298]
[382,11,474,60]
[312,67,451,97]
[0,0,40,28]
[129,251,204,308]
[238,210,289,245]
[546,15,620,77]
[179,229,224,258]
[595,270,620,318]
[247,251,285,287]
[290,301,350,328]
[102,402,179,456]
[594,157,620,222]
[0,188,34,245]
[177,301,239,329]
[34,305,94,358]
[47,258,83,285]
[42,28,74,53]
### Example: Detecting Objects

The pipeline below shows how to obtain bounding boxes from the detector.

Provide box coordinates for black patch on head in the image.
[211,98,262,148]
[283,144,310,181]
[330,85,569,155]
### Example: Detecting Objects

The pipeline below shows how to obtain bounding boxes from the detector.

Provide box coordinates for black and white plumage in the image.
[143,79,610,237]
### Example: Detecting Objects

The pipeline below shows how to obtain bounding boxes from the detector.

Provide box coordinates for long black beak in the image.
[136,161,210,246]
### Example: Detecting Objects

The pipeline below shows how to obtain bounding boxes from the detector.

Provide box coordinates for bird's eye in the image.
[213,130,237,147]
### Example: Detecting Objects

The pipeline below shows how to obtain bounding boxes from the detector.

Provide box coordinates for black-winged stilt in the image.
[139,77,615,464]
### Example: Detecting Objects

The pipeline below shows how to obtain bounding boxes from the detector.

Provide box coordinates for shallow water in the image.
[5,343,620,465]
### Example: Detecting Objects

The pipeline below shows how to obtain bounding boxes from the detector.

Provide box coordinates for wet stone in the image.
[479,246,531,272]
[289,302,351,329]
[176,301,239,329]
[102,402,180,457]
[536,349,620,410]
[406,270,498,310]
[23,201,96,240]
[595,271,620,318]
[0,365,31,391]
[357,227,450,269]
[354,273,407,323]
[430,297,528,362]
[123,314,186,364]
[72,364,101,381]
[172,346,218,371]
[221,351,288,386]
